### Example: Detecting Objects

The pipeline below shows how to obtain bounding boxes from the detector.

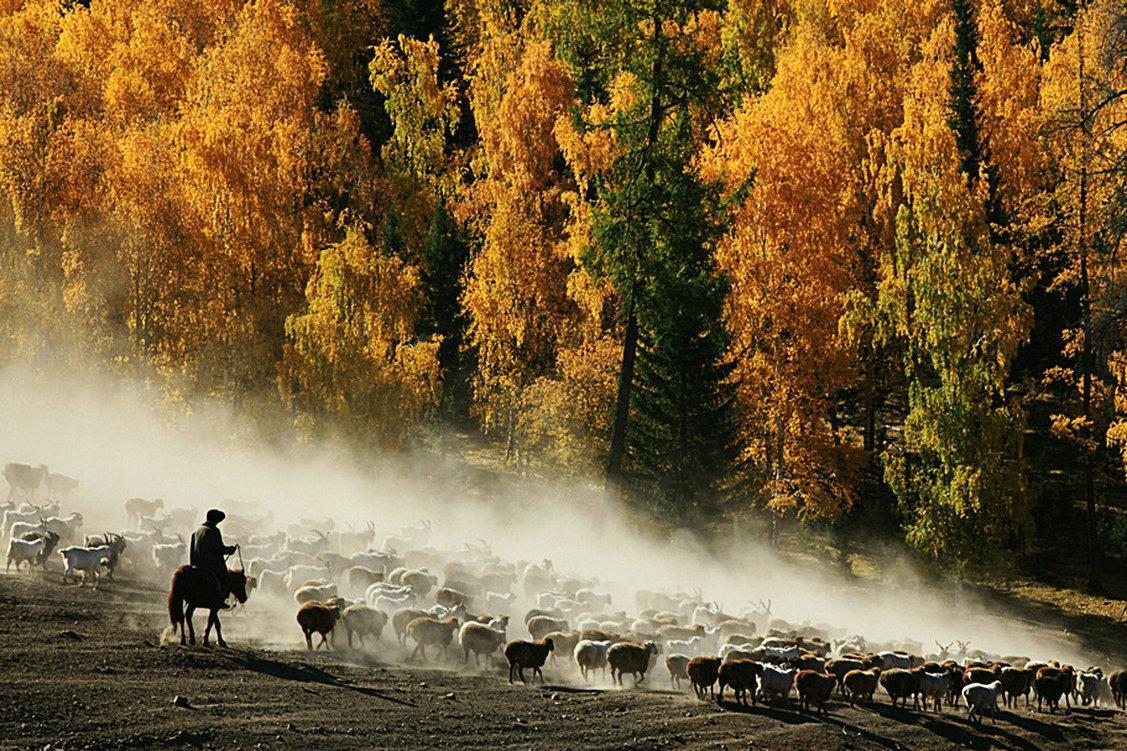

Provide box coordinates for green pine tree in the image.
[421,201,472,419]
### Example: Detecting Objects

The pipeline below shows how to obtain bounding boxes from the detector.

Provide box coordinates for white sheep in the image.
[574,639,614,682]
[1077,670,1103,707]
[364,582,413,606]
[917,671,949,711]
[692,604,722,627]
[537,591,565,610]
[484,591,516,613]
[962,680,1002,724]
[248,554,292,579]
[719,642,757,661]
[152,536,187,572]
[294,582,338,604]
[575,588,612,609]
[758,664,796,703]
[285,564,329,591]
[286,531,330,557]
[372,590,417,614]
[257,569,287,592]
[763,644,801,663]
[6,536,45,572]
[667,636,704,657]
[877,650,912,670]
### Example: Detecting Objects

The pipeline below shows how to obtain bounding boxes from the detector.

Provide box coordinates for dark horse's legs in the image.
[176,598,187,645]
[203,609,226,647]
[185,605,197,645]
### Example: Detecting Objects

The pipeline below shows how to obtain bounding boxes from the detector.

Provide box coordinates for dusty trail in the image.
[1,573,1125,750]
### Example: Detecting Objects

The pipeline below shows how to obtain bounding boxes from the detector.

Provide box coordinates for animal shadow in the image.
[218,648,416,707]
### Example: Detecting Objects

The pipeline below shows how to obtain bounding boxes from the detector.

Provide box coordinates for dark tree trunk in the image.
[605,302,638,488]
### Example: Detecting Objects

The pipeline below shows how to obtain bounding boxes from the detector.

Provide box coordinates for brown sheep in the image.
[718,620,756,638]
[687,656,722,700]
[795,653,825,672]
[528,615,569,641]
[435,586,473,610]
[724,633,759,646]
[400,568,437,597]
[1034,666,1071,713]
[1108,670,1127,709]
[392,607,429,646]
[505,639,555,683]
[826,658,866,696]
[296,601,341,650]
[880,668,919,709]
[345,565,383,594]
[523,607,564,625]
[579,628,621,644]
[797,669,836,715]
[718,659,763,706]
[656,623,704,642]
[607,641,659,686]
[340,604,388,648]
[666,653,690,689]
[1000,666,1032,708]
[543,630,580,665]
[844,668,880,707]
[964,666,999,687]
[406,616,460,660]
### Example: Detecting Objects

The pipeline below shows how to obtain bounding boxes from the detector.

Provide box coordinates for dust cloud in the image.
[0,362,1105,668]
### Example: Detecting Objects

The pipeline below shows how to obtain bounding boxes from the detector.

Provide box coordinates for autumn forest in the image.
[0,0,1124,579]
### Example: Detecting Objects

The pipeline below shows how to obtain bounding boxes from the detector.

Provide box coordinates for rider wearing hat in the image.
[190,509,237,605]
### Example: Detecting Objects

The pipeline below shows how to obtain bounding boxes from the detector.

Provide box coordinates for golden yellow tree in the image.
[281,225,441,447]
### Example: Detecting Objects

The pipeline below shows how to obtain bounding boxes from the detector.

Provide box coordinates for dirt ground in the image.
[1,573,1126,751]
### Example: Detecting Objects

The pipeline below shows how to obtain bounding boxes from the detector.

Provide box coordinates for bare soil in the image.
[1,572,1126,751]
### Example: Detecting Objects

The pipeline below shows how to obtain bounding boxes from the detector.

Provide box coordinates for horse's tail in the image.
[168,569,184,633]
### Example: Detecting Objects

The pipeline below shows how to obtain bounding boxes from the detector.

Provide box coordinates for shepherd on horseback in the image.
[190,508,237,602]
[168,509,255,647]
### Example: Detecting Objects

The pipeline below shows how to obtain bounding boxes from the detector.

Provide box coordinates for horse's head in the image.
[228,569,255,604]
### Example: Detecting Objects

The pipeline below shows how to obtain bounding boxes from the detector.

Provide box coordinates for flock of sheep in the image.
[5,459,1127,729]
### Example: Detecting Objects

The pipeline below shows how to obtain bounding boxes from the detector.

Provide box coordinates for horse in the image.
[168,566,255,647]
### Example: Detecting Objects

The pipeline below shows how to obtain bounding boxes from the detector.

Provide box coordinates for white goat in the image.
[3,506,46,537]
[43,513,83,543]
[59,545,112,585]
[9,521,48,541]
[6,536,45,572]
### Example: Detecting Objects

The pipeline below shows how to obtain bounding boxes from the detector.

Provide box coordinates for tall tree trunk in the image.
[1077,20,1101,588]
[605,13,663,490]
[606,300,638,487]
